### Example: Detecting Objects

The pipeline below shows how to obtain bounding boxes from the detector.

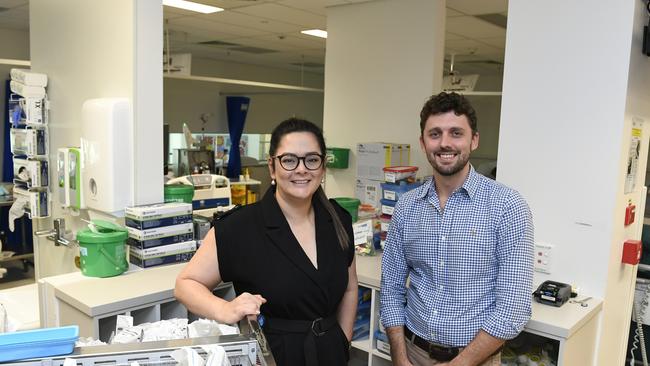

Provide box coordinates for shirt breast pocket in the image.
[452,222,497,279]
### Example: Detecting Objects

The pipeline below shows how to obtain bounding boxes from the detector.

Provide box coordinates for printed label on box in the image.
[382,205,394,216]
[384,190,396,201]
[353,220,373,245]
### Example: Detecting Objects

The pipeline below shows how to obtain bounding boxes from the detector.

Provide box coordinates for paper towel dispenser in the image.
[81,98,132,214]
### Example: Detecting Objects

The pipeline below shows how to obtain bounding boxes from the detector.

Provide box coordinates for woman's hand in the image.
[217,292,267,324]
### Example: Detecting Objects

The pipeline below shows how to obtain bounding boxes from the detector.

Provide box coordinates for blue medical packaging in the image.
[0,325,79,362]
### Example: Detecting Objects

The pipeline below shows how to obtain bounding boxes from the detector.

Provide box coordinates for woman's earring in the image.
[321,178,325,184]
[271,179,276,185]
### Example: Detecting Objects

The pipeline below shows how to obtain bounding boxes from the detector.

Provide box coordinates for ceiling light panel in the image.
[163,0,224,14]
[300,29,327,39]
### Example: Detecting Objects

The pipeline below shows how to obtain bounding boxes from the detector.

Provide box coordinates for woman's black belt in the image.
[264,315,338,366]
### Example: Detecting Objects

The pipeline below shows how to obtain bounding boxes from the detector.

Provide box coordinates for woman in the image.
[175,118,358,366]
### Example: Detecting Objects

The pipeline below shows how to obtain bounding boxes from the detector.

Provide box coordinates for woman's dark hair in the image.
[269,118,350,250]
[419,92,478,135]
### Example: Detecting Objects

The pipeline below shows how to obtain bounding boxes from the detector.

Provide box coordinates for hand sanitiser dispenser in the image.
[81,98,132,214]
[57,148,69,207]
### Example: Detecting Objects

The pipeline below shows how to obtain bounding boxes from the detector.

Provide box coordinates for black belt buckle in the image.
[428,344,458,362]
[311,317,326,337]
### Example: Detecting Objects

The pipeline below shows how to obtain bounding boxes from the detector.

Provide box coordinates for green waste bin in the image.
[334,197,361,222]
[76,220,128,278]
[164,184,194,204]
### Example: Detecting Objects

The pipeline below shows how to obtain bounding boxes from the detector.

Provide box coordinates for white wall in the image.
[322,0,445,197]
[30,0,162,278]
[499,1,650,364]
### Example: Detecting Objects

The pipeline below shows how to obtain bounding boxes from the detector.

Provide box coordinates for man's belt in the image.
[404,326,461,362]
[265,315,339,366]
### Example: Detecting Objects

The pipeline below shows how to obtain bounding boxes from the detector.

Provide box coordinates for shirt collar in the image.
[417,164,480,201]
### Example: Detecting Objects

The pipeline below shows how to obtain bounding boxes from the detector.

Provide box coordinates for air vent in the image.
[290,62,324,68]
[230,46,276,54]
[475,13,507,29]
[198,40,240,46]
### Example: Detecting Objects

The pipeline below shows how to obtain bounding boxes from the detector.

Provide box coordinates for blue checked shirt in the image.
[380,166,534,347]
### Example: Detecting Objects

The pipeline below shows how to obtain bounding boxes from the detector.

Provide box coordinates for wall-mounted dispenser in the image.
[68,147,84,210]
[57,148,69,207]
[81,98,132,214]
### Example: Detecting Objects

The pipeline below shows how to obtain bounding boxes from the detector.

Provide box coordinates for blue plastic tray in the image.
[0,325,79,362]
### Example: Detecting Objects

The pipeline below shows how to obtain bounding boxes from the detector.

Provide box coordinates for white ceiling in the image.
[0,0,508,76]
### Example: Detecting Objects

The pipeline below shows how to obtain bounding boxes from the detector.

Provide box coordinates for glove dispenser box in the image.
[81,98,132,214]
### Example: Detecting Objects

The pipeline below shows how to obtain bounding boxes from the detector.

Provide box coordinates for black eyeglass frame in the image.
[271,153,325,171]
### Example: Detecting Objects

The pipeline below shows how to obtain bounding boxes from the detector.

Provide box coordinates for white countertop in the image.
[354,253,602,340]
[49,264,187,317]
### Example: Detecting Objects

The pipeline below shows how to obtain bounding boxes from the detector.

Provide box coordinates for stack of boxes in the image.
[379,167,421,249]
[125,202,196,268]
[355,142,410,210]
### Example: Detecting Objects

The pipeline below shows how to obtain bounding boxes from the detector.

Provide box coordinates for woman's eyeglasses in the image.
[272,153,324,171]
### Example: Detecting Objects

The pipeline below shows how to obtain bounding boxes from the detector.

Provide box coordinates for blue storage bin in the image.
[381,181,422,202]
[0,325,79,362]
[380,198,397,216]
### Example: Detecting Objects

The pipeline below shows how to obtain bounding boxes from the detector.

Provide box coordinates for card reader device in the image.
[533,280,571,307]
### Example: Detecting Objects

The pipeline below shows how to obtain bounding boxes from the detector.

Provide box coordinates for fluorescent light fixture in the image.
[301,29,328,39]
[163,0,223,14]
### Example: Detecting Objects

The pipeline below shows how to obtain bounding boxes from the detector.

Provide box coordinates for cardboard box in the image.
[125,202,192,221]
[355,178,382,209]
[129,240,197,259]
[127,231,195,249]
[356,143,401,180]
[129,250,195,268]
[125,214,193,230]
[127,222,193,241]
[399,143,411,166]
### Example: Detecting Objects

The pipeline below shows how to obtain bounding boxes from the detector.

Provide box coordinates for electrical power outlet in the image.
[534,242,553,274]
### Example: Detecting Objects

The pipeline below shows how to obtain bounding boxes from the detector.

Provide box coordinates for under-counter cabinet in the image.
[38,263,234,342]
[353,254,602,366]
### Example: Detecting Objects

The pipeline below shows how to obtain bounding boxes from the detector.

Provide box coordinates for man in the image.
[380,92,534,366]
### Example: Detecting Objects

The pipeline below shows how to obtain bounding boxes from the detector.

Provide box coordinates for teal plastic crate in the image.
[0,325,79,362]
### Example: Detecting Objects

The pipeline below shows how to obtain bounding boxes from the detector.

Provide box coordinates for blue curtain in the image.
[225,96,250,179]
